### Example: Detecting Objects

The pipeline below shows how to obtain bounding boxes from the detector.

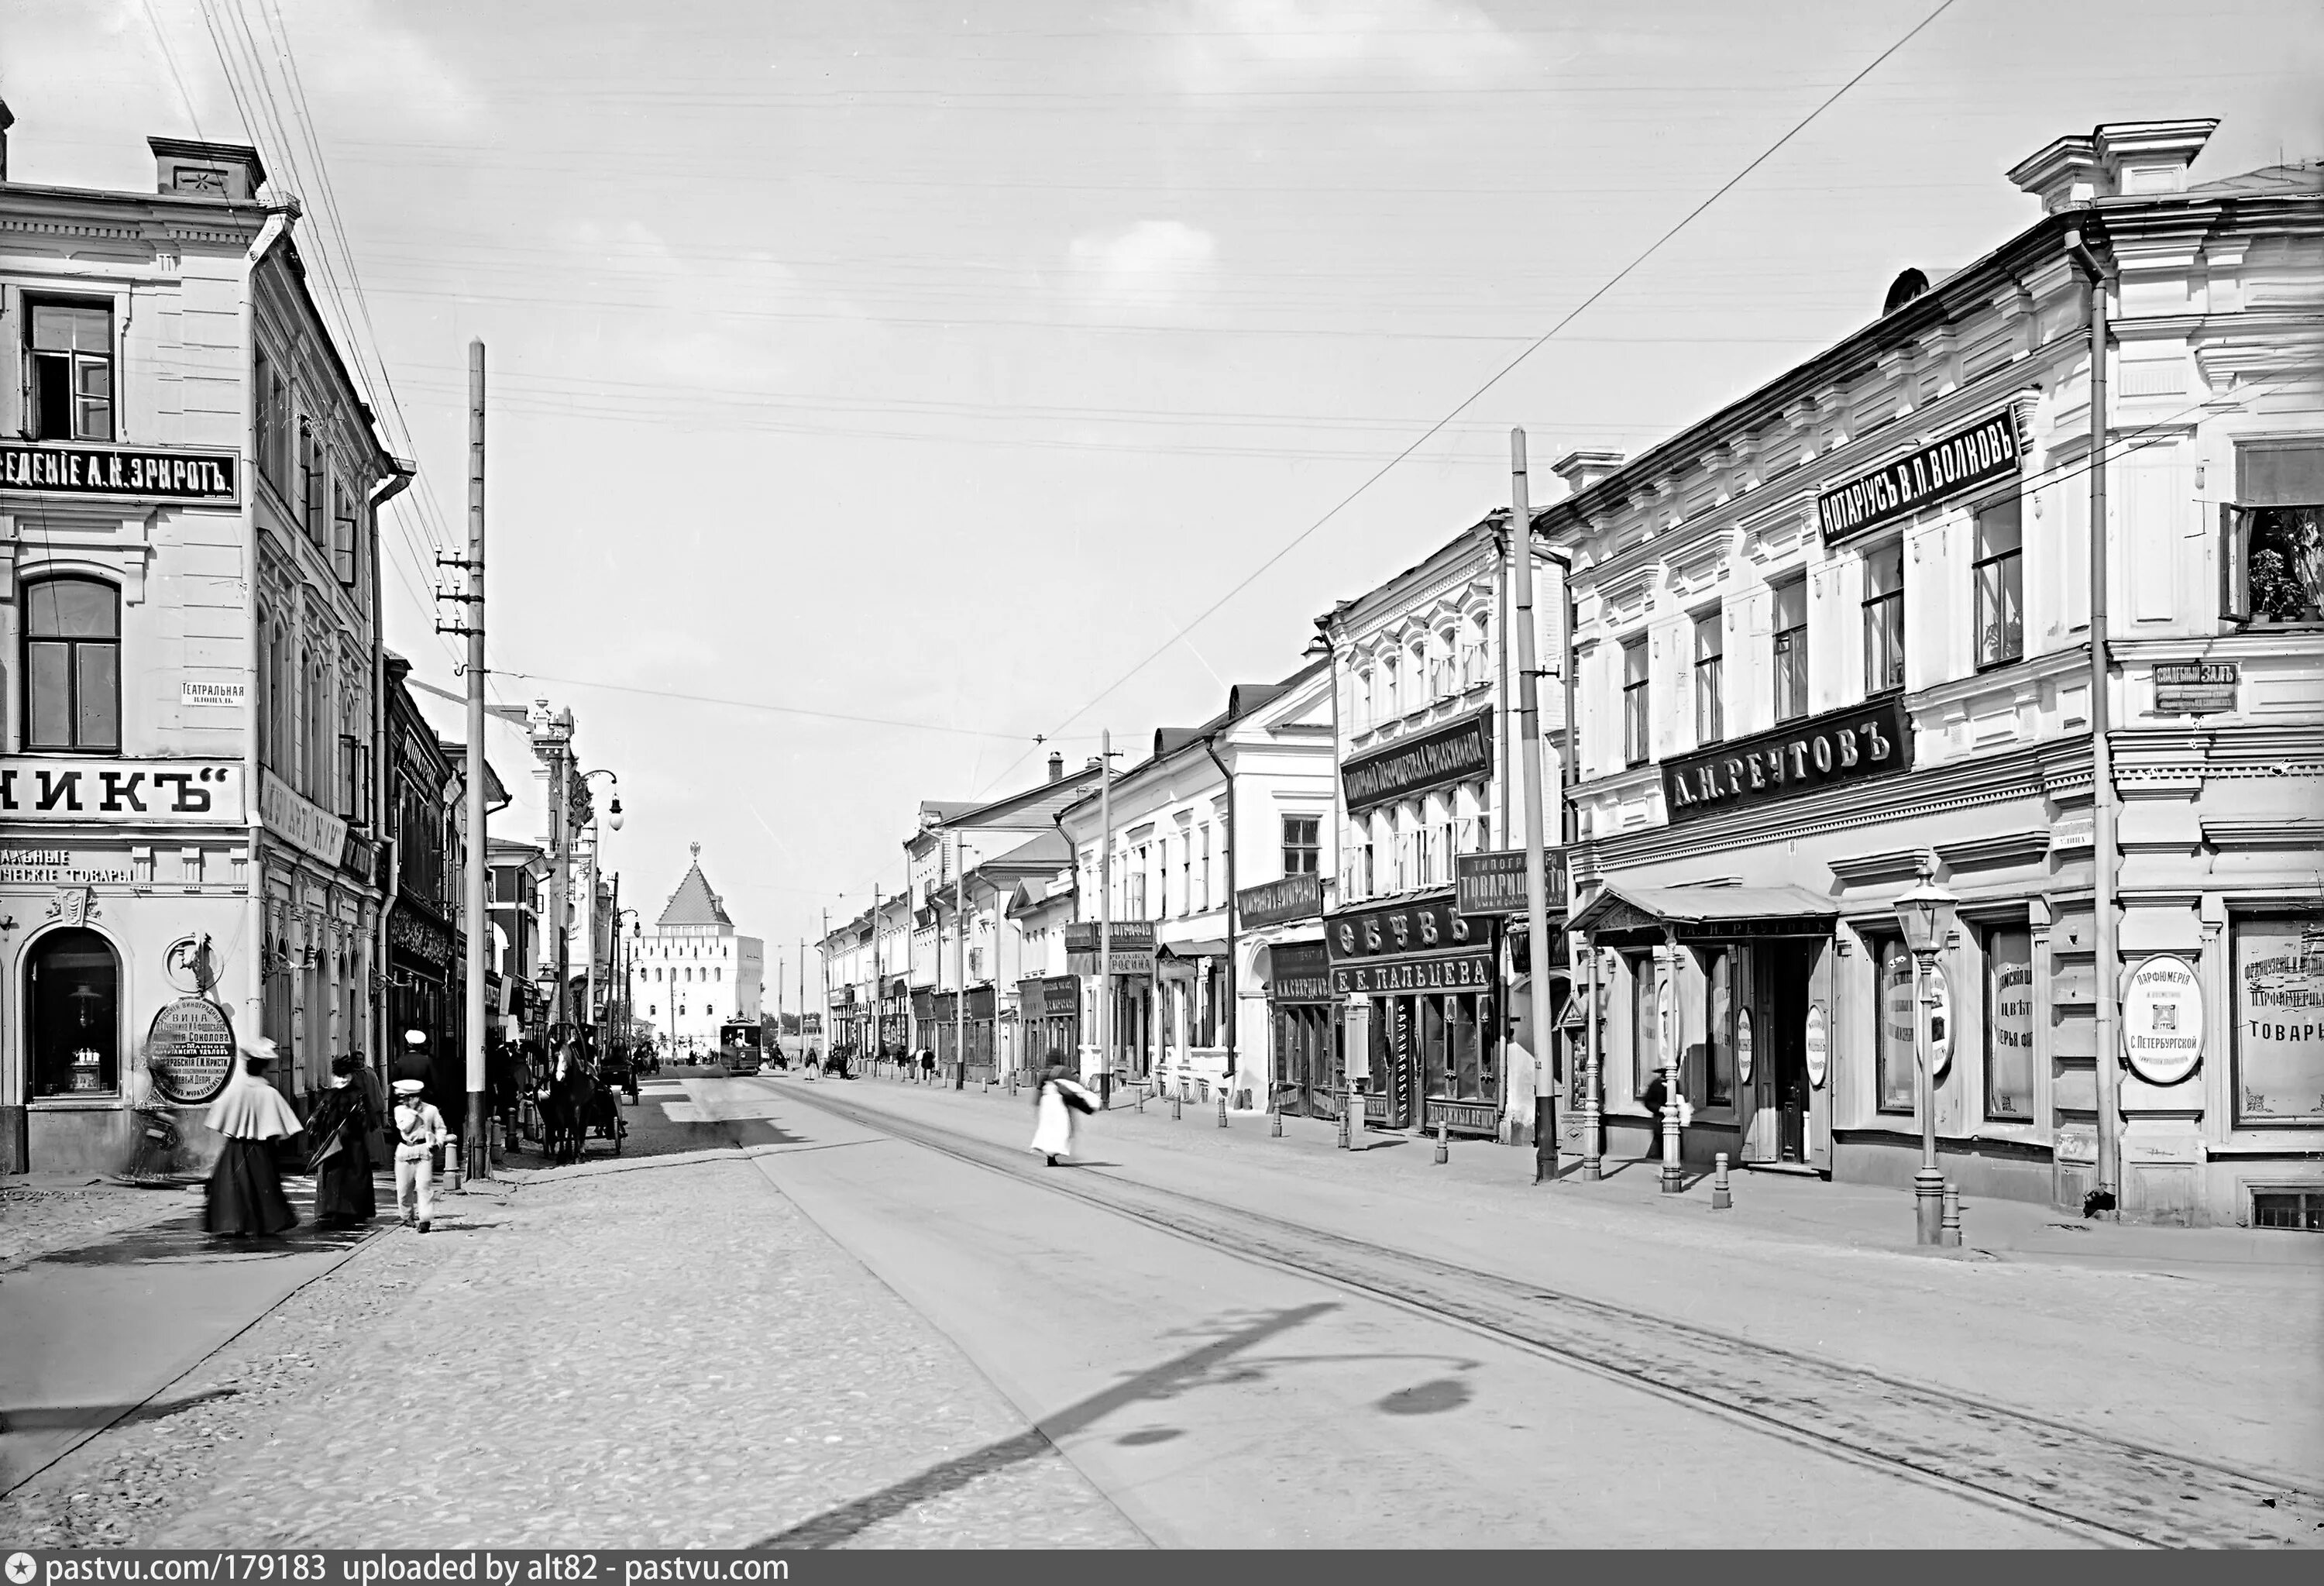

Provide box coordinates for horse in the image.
[538,1057,592,1165]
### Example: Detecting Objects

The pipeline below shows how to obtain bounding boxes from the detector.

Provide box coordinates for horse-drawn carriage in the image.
[536,1056,628,1164]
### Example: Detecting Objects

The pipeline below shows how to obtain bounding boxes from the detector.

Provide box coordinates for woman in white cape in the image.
[1028,1061,1098,1167]
[203,1037,304,1236]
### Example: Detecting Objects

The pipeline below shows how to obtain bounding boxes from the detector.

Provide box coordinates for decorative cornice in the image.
[1828,848,1933,887]
[1937,828,2055,872]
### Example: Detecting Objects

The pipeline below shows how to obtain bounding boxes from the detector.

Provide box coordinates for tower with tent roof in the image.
[627,844,764,1058]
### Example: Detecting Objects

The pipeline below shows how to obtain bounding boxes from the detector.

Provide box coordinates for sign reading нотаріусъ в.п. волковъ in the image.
[1815,410,2021,546]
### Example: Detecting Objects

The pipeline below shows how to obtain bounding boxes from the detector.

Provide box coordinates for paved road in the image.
[717,1069,2323,1548]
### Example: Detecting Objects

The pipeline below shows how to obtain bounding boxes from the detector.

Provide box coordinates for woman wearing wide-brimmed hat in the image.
[203,1037,302,1237]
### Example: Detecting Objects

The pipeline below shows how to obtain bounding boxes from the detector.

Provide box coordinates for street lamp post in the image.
[1893,872,1960,1246]
[576,771,622,1062]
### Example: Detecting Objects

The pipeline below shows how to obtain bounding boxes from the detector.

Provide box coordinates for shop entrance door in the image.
[1766,942,1811,1163]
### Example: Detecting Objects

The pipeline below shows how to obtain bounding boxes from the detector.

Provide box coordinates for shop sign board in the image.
[260,772,349,868]
[145,996,236,1105]
[0,845,134,886]
[2123,954,2203,1086]
[1661,694,1911,824]
[0,758,243,821]
[390,907,456,970]
[1332,949,1494,996]
[1016,975,1079,1018]
[181,680,248,708]
[1064,918,1156,977]
[0,441,239,502]
[1455,848,1569,917]
[1739,1008,1758,1085]
[1237,872,1322,929]
[1267,940,1333,1004]
[1927,965,1953,1079]
[1326,896,1488,965]
[1803,1003,1827,1089]
[1815,409,2020,545]
[1341,707,1494,814]
[2151,661,2239,717]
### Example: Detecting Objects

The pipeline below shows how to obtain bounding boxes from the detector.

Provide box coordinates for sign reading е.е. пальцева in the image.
[1660,694,1912,824]
[1816,411,2021,546]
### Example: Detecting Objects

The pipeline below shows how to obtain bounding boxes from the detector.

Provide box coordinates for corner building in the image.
[1547,122,2321,1225]
[0,129,399,1171]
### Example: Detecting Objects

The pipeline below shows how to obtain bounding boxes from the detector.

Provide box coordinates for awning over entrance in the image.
[1161,938,1229,959]
[1568,882,1838,946]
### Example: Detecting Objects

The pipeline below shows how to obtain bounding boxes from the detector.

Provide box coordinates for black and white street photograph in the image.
[1,0,2320,1559]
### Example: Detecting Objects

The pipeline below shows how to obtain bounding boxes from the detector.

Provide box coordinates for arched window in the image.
[23,577,120,751]
[29,927,119,1096]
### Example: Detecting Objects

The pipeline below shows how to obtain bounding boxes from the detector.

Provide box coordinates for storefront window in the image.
[2233,916,2324,1127]
[29,928,120,1097]
[1876,937,1916,1114]
[1449,996,1482,1101]
[1984,926,2035,1122]
[1704,948,1734,1107]
[1631,954,1658,1099]
[1420,996,1448,1096]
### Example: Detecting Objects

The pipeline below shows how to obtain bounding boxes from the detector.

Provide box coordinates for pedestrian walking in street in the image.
[1028,1061,1098,1168]
[390,1078,451,1232]
[202,1038,301,1237]
[920,1047,937,1085]
[394,1027,433,1104]
[307,1055,379,1228]
[348,1048,392,1165]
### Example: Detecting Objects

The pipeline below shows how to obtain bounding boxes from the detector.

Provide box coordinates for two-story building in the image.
[1548,121,2320,1226]
[1055,668,1336,1110]
[0,122,404,1171]
[1312,514,1571,1144]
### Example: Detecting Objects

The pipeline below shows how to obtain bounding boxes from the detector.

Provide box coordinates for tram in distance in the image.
[718,1018,763,1075]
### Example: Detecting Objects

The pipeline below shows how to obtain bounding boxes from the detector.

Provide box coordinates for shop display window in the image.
[1984,926,2035,1122]
[29,928,120,1098]
[1875,936,1917,1114]
[1631,954,1659,1099]
[1703,948,1734,1108]
[2233,915,2324,1127]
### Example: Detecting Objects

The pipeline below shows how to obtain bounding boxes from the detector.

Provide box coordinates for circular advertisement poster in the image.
[1737,1009,1755,1086]
[2123,954,2203,1086]
[1803,1003,1827,1089]
[146,997,236,1105]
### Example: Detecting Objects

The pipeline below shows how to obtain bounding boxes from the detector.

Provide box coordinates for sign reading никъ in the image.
[1816,411,2021,545]
[0,759,244,821]
[1660,694,1913,824]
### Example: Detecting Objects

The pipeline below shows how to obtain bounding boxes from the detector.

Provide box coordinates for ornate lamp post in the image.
[1893,872,1959,1246]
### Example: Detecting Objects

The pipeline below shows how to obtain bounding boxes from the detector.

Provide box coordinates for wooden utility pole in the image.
[460,341,488,1180]
[1510,428,1560,1184]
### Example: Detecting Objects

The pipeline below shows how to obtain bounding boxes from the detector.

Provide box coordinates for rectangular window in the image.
[1198,824,1212,911]
[24,578,121,752]
[26,300,115,442]
[1974,497,2025,666]
[1621,636,1649,767]
[1693,611,1723,745]
[1282,815,1321,876]
[2233,915,2324,1127]
[332,475,361,588]
[1862,542,1905,696]
[1704,948,1734,1108]
[1875,937,1917,1114]
[1772,577,1809,722]
[1180,832,1193,915]
[1985,926,2035,1122]
[255,350,290,494]
[300,420,328,545]
[2223,442,2324,624]
[1631,954,1659,1099]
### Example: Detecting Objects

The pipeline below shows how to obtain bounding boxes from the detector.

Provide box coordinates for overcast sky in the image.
[6,0,2319,972]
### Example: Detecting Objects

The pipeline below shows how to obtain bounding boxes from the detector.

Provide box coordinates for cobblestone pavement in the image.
[3,1151,1145,1549]
[0,1178,206,1271]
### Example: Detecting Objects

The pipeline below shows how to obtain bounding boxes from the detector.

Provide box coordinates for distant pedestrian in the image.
[920,1048,937,1084]
[390,1078,451,1233]
[349,1048,391,1164]
[394,1027,433,1106]
[203,1038,301,1237]
[308,1055,379,1228]
[1028,1061,1098,1168]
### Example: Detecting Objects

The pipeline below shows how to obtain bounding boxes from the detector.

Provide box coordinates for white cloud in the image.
[1173,0,1519,91]
[1064,220,1219,315]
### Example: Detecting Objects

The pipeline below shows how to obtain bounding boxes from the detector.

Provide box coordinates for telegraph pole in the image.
[1098,729,1113,1103]
[1511,429,1560,1184]
[458,340,489,1181]
[954,840,968,1089]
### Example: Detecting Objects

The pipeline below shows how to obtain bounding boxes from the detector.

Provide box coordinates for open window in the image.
[26,300,115,442]
[2223,441,2323,624]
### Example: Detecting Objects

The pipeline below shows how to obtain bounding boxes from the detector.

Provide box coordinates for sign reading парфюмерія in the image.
[1816,410,2021,546]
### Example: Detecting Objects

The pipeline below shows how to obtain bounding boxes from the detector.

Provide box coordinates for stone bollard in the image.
[443,1137,464,1194]
[1434,1117,1449,1165]
[1218,1093,1229,1129]
[1171,1091,1182,1120]
[1270,1105,1283,1138]
[1711,1151,1732,1210]
[1941,1182,1964,1248]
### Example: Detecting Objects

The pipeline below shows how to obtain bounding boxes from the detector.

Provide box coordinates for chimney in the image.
[2006,119,2218,214]
[1551,449,1626,496]
[149,136,269,202]
[1047,752,1064,783]
[0,101,14,184]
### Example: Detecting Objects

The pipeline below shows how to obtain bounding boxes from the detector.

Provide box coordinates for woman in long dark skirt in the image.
[204,1039,302,1237]
[307,1054,378,1227]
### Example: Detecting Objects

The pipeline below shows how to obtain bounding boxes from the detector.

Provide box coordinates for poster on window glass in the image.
[1985,930,2034,1121]
[2235,919,2324,1126]
[1879,941,1917,1112]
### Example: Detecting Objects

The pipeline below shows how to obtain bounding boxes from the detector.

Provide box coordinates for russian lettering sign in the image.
[1659,694,1913,824]
[1816,410,2021,545]
[1342,707,1494,814]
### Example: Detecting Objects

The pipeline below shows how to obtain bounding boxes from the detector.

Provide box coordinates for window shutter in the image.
[2221,504,2250,623]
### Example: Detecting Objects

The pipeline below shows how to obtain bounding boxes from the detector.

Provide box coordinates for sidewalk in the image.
[1,1175,207,1272]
